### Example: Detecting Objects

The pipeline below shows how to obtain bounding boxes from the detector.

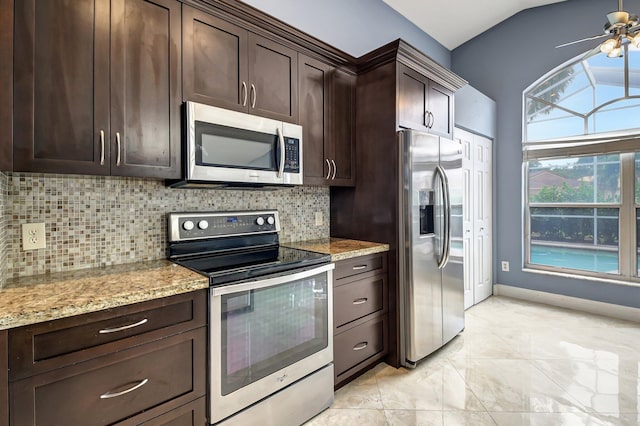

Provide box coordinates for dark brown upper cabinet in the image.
[398,63,453,138]
[299,55,355,186]
[13,0,181,179]
[183,6,298,123]
[0,0,13,172]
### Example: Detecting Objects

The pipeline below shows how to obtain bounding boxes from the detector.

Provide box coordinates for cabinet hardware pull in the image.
[325,158,331,180]
[250,84,257,108]
[353,298,368,305]
[429,111,435,128]
[99,318,148,334]
[100,378,149,399]
[352,265,367,270]
[116,132,122,166]
[330,159,337,180]
[241,81,248,107]
[353,342,368,351]
[99,130,105,166]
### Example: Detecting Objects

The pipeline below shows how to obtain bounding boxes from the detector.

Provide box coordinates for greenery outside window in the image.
[523,45,640,282]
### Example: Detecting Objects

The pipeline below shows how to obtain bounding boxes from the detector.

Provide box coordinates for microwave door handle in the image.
[276,127,285,178]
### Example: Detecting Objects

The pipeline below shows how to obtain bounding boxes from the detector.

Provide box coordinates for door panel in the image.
[398,66,427,130]
[182,6,248,111]
[299,55,330,185]
[474,135,493,304]
[404,131,441,363]
[110,0,181,178]
[331,69,356,186]
[13,0,110,174]
[428,82,453,138]
[440,137,465,342]
[460,131,473,309]
[248,34,298,123]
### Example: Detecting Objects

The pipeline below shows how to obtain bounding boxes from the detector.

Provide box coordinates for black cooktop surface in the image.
[173,245,330,286]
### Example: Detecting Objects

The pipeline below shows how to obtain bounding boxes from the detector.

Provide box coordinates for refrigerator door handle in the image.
[435,165,451,269]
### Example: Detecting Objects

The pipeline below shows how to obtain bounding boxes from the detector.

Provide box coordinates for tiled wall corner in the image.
[7,173,330,279]
[0,172,7,287]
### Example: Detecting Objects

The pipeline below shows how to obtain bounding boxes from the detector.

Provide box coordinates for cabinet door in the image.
[331,69,356,186]
[428,81,453,138]
[299,55,331,186]
[398,64,428,131]
[248,33,298,123]
[1,330,7,426]
[0,0,12,172]
[110,0,181,179]
[13,0,110,175]
[182,6,248,112]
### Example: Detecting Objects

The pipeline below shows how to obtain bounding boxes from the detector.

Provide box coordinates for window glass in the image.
[528,155,621,203]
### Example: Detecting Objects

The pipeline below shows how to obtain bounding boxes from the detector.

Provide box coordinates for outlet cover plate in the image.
[22,223,46,250]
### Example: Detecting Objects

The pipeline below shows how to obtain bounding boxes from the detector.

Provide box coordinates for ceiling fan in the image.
[555,0,640,57]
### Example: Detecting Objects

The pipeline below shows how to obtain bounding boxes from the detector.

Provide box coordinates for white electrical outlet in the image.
[501,261,510,272]
[315,211,323,226]
[22,223,46,250]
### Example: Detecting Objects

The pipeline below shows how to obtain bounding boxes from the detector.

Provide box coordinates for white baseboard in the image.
[493,284,640,323]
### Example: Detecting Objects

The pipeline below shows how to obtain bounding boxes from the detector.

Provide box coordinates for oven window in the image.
[195,121,277,171]
[220,272,329,395]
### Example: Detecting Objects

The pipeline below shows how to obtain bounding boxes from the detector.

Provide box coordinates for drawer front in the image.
[334,253,386,281]
[334,274,386,329]
[10,290,206,380]
[10,328,206,426]
[134,397,206,426]
[334,316,386,377]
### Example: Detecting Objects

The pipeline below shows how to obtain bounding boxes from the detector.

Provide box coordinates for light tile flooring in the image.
[306,296,640,425]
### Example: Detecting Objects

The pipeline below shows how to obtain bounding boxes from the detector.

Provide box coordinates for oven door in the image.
[210,263,334,424]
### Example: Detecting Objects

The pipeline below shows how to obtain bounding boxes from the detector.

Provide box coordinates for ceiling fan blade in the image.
[555,34,608,48]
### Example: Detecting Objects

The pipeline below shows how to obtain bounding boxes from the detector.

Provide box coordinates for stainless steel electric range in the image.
[168,211,334,425]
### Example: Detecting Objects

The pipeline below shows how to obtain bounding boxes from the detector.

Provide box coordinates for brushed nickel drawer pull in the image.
[353,298,368,305]
[352,265,367,270]
[241,81,248,107]
[353,342,368,351]
[100,378,148,399]
[99,318,148,334]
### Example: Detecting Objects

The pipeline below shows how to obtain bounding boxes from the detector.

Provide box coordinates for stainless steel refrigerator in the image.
[398,129,464,368]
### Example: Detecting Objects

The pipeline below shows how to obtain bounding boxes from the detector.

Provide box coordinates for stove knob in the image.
[267,216,275,225]
[256,217,265,226]
[182,220,195,231]
[198,220,209,230]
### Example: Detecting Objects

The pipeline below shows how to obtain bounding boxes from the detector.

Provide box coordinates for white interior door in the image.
[474,135,492,304]
[455,128,493,309]
[459,130,474,309]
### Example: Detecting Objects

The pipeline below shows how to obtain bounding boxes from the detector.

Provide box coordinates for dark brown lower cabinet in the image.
[10,328,206,426]
[1,330,7,426]
[136,397,206,426]
[333,253,389,388]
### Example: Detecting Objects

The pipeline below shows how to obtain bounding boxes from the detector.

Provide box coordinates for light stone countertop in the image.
[283,238,389,261]
[0,260,209,331]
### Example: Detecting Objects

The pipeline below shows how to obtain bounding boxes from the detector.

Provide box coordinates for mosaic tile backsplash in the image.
[4,173,330,280]
[0,172,7,287]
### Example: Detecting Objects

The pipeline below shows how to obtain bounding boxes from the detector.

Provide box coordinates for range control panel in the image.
[168,211,280,242]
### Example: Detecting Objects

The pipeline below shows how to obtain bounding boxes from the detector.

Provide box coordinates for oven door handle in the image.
[211,263,335,296]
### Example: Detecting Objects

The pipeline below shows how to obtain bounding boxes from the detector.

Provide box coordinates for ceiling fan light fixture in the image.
[631,32,640,48]
[601,37,619,53]
[607,45,623,57]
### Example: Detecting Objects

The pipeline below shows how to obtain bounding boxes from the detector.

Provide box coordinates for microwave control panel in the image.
[283,137,300,173]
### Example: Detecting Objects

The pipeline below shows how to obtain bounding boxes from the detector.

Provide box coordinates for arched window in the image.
[522,45,640,282]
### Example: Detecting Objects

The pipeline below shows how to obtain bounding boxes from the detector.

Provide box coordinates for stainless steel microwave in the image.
[169,102,303,188]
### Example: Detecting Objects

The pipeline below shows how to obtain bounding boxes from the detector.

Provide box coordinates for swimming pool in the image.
[530,244,619,273]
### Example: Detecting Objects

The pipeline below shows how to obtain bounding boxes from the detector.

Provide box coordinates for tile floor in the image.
[306,296,640,425]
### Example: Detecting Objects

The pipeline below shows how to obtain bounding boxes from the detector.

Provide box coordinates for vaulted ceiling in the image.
[382,0,567,50]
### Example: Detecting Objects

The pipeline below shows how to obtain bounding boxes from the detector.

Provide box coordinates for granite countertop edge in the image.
[283,237,390,261]
[0,260,209,331]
